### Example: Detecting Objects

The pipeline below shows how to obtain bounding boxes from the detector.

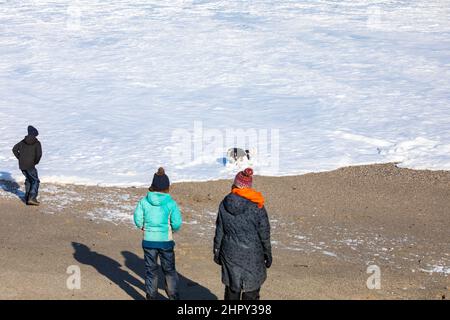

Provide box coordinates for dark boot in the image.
[146,293,157,300]
[167,291,180,300]
[242,288,261,300]
[27,198,40,206]
[225,286,241,300]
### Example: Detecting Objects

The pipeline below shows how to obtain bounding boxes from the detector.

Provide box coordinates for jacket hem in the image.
[142,240,175,249]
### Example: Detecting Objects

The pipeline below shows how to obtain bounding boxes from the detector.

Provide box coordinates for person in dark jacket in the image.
[12,126,42,205]
[213,168,272,300]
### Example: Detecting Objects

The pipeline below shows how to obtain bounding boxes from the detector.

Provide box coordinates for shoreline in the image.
[2,161,450,189]
[1,163,449,299]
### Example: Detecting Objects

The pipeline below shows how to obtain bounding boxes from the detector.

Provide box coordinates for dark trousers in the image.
[143,247,179,300]
[22,168,40,201]
[225,286,261,300]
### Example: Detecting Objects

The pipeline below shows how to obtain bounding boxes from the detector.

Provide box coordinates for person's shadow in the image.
[72,242,145,300]
[0,172,26,203]
[122,251,218,300]
[72,242,218,300]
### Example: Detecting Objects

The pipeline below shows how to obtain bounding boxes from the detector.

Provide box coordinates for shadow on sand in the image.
[72,242,218,300]
[0,171,25,203]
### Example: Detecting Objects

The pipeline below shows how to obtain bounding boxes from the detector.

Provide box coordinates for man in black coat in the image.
[12,126,42,205]
[213,168,272,300]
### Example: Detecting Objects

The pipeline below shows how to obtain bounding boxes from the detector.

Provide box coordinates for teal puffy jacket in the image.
[134,192,182,247]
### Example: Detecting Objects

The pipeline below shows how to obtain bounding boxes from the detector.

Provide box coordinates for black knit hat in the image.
[27,125,39,137]
[149,167,170,192]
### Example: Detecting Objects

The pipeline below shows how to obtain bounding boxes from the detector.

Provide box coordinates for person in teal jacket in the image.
[134,167,182,300]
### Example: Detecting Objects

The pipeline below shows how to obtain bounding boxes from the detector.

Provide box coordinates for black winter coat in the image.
[214,193,272,292]
[12,136,42,170]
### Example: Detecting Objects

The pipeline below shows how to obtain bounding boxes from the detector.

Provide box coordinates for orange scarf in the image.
[232,188,265,208]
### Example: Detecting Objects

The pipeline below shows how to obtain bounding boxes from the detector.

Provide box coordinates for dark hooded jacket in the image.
[213,193,272,292]
[12,136,42,170]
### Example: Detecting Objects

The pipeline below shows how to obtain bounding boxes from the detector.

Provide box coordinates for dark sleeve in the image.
[258,207,272,257]
[35,142,42,165]
[213,203,224,254]
[12,142,21,159]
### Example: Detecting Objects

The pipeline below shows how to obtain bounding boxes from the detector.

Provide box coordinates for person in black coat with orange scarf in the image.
[213,168,272,300]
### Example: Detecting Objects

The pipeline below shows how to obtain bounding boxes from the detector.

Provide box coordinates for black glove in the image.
[264,254,272,269]
[214,249,222,265]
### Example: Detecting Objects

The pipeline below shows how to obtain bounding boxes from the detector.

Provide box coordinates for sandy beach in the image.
[0,163,449,300]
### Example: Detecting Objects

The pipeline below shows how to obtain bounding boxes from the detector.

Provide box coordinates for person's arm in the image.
[169,202,182,232]
[12,142,21,160]
[35,141,42,165]
[213,203,225,264]
[258,207,272,268]
[133,200,145,230]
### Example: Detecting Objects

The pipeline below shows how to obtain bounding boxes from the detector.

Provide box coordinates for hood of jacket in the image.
[222,193,253,216]
[24,135,38,145]
[145,191,172,206]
